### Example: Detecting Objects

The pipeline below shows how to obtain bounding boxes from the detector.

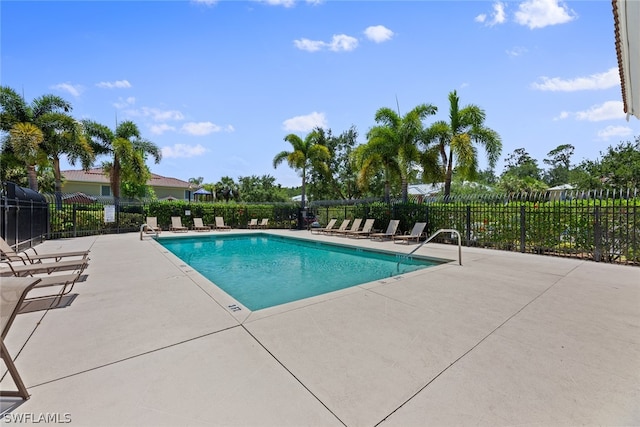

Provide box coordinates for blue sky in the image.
[2,0,638,187]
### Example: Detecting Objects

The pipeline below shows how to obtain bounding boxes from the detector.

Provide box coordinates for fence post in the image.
[520,205,526,253]
[73,204,77,237]
[465,205,471,246]
[594,206,602,262]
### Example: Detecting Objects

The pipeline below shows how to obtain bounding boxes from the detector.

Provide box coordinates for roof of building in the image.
[62,168,191,189]
[613,0,639,120]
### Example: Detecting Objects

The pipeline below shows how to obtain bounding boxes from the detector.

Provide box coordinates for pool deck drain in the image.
[1,229,639,426]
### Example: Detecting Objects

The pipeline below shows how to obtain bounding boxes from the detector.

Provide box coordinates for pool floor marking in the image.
[228,304,242,312]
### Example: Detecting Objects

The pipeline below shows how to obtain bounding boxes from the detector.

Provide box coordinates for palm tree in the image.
[82,119,161,201]
[0,86,94,193]
[353,133,400,203]
[41,116,94,207]
[423,90,502,198]
[273,129,330,208]
[7,123,44,190]
[365,104,437,203]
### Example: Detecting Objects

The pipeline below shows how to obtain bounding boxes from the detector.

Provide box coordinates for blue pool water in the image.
[158,234,443,310]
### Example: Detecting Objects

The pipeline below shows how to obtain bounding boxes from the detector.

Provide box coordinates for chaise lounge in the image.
[0,237,89,265]
[369,219,400,241]
[346,218,376,238]
[392,222,427,244]
[1,276,42,399]
[214,217,232,231]
[170,216,188,232]
[192,218,211,232]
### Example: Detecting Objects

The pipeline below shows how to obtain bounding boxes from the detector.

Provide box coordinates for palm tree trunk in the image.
[53,157,63,210]
[300,166,306,209]
[111,159,121,200]
[444,149,454,199]
[26,164,38,192]
[401,176,408,204]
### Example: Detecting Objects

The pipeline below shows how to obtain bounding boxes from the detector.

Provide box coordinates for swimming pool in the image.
[158,233,445,311]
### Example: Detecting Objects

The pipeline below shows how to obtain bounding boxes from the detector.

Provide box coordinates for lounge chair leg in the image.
[0,339,30,400]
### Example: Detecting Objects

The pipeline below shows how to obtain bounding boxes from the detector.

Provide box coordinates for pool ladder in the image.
[139,223,159,240]
[396,228,462,272]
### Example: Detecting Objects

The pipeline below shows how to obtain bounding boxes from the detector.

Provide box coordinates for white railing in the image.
[396,228,462,271]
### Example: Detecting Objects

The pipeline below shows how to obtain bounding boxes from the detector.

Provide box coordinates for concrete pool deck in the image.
[1,229,638,426]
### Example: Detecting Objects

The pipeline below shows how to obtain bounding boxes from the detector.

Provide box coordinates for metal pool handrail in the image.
[396,228,462,271]
[139,223,158,240]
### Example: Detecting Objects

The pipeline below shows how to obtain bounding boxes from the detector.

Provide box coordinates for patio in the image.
[1,230,639,426]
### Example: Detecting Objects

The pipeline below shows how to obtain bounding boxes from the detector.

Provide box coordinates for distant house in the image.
[61,169,192,200]
[408,183,443,197]
[547,184,575,202]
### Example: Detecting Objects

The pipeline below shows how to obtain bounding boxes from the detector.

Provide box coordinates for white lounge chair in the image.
[0,237,89,265]
[170,216,188,232]
[214,217,231,231]
[393,222,427,244]
[346,219,376,238]
[311,218,337,234]
[192,218,211,232]
[332,218,362,236]
[143,217,162,234]
[370,220,400,241]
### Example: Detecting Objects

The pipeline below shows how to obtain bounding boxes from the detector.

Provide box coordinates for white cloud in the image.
[258,0,295,7]
[575,101,626,122]
[191,0,217,5]
[328,34,358,51]
[181,121,222,136]
[149,123,176,135]
[294,38,325,52]
[476,2,506,26]
[506,46,527,57]
[553,111,570,121]
[514,0,576,29]
[51,82,83,97]
[364,25,394,43]
[126,107,185,122]
[597,125,633,140]
[475,14,487,24]
[531,68,620,91]
[282,112,327,132]
[162,144,208,159]
[294,34,358,52]
[96,80,132,89]
[113,97,136,109]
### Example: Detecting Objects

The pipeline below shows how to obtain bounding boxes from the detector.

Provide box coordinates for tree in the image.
[423,90,502,198]
[498,148,546,193]
[366,104,437,203]
[502,148,542,180]
[83,119,161,201]
[572,138,640,189]
[6,123,43,190]
[188,177,204,187]
[543,144,574,186]
[273,130,331,208]
[0,86,94,194]
[238,174,288,202]
[307,126,360,201]
[214,176,240,202]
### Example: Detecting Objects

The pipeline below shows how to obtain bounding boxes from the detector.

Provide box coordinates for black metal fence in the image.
[1,182,48,251]
[1,183,638,266]
[310,189,640,265]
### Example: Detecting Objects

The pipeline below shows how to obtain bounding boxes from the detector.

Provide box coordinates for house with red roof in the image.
[61,169,192,200]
